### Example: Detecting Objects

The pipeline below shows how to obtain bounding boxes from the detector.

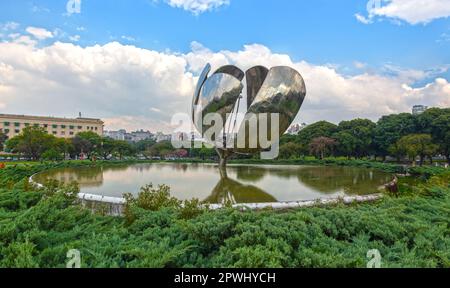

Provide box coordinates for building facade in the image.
[104,129,154,142]
[0,114,104,139]
[104,129,127,141]
[155,132,171,143]
[412,105,428,115]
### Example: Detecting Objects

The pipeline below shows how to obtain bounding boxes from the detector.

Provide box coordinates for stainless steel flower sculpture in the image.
[192,63,306,174]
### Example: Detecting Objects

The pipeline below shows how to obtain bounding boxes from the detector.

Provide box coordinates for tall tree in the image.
[113,140,135,160]
[99,137,116,159]
[309,137,336,160]
[296,121,338,147]
[72,131,102,159]
[5,127,56,160]
[0,132,7,151]
[335,119,376,158]
[396,134,438,166]
[333,131,357,159]
[374,113,416,160]
[145,141,174,158]
[279,142,305,159]
[417,108,450,164]
[133,139,157,153]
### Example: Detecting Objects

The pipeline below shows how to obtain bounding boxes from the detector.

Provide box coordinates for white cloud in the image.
[69,35,81,42]
[0,40,448,132]
[121,35,136,42]
[363,0,450,25]
[26,27,54,40]
[32,5,51,13]
[437,32,450,43]
[165,0,230,15]
[0,22,20,31]
[355,13,372,24]
[353,61,368,69]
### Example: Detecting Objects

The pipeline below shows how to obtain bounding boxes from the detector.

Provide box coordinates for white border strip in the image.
[208,194,383,210]
[30,174,384,211]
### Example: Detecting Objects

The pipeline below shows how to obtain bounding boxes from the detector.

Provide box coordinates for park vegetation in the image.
[3,127,136,161]
[0,161,448,268]
[2,108,448,166]
[279,108,450,165]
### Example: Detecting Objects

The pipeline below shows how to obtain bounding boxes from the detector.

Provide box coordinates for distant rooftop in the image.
[0,113,104,124]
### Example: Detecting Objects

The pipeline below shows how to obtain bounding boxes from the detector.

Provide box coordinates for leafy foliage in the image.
[0,162,448,268]
[279,108,450,164]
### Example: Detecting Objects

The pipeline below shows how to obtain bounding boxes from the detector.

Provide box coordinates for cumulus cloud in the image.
[165,0,230,15]
[360,0,450,25]
[0,22,20,31]
[0,40,448,133]
[26,27,54,40]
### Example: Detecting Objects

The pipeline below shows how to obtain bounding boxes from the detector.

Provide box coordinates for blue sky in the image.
[0,0,449,131]
[2,0,449,71]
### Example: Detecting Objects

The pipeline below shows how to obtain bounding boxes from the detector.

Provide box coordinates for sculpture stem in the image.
[216,149,231,179]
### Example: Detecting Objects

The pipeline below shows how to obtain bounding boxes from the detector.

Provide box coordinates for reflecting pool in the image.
[33,163,392,204]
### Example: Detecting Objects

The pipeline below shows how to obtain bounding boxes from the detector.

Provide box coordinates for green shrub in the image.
[0,161,448,268]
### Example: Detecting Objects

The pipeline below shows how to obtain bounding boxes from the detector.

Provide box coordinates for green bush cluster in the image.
[231,158,406,174]
[123,184,205,225]
[0,162,448,268]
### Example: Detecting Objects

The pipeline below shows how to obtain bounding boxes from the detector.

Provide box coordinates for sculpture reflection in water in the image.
[192,63,306,177]
[205,176,276,205]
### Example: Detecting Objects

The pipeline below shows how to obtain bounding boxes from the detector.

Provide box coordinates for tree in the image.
[113,140,134,160]
[296,121,338,148]
[335,119,376,158]
[0,132,7,151]
[396,134,438,166]
[41,149,64,161]
[145,141,175,158]
[5,127,56,160]
[72,136,93,159]
[53,138,73,160]
[333,131,356,159]
[417,108,450,164]
[374,113,416,160]
[309,137,336,160]
[388,142,406,163]
[172,149,189,158]
[99,137,116,159]
[134,139,157,153]
[432,113,450,164]
[278,142,305,159]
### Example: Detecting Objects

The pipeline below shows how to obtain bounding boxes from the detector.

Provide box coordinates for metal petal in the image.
[213,65,245,81]
[234,66,306,153]
[194,73,244,136]
[245,66,269,109]
[192,63,211,121]
[247,66,306,134]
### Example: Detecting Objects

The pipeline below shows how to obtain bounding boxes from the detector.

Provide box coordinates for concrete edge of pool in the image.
[29,174,384,216]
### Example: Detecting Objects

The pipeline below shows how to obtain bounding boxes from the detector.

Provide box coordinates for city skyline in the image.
[0,0,449,133]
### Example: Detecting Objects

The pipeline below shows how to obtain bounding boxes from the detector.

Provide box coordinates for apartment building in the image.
[0,114,104,139]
